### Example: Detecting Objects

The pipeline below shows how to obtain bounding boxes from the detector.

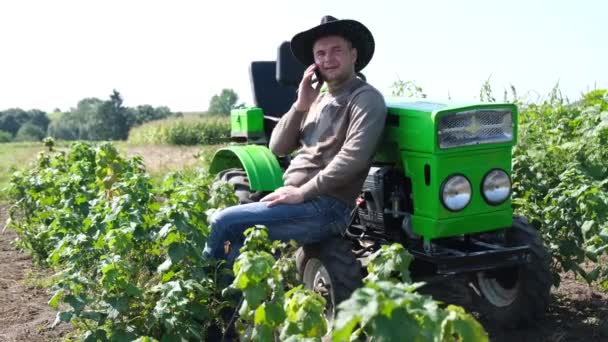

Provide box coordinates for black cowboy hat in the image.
[290,15,375,72]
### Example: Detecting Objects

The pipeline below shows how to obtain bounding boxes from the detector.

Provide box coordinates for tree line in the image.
[0,90,178,142]
[0,87,242,143]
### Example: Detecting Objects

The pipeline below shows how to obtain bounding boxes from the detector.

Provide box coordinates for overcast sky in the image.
[0,0,606,112]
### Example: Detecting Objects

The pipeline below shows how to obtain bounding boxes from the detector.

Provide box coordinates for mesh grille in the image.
[438,109,513,148]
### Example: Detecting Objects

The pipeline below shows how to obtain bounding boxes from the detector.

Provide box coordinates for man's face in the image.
[312,35,357,85]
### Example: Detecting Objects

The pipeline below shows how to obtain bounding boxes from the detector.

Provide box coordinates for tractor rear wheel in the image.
[216,168,268,204]
[296,237,363,319]
[469,216,552,328]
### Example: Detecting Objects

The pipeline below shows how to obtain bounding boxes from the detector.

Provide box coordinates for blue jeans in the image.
[204,195,352,263]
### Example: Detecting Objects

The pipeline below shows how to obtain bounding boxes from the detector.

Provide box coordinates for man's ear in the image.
[352,47,358,64]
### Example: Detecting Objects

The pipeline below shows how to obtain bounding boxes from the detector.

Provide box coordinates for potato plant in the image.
[512,89,608,286]
[8,142,486,341]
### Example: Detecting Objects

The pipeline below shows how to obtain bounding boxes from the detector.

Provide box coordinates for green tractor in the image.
[209,42,552,328]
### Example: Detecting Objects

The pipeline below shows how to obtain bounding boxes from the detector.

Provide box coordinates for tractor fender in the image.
[208,145,283,191]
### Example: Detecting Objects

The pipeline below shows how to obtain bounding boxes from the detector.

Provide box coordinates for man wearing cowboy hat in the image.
[205,16,386,262]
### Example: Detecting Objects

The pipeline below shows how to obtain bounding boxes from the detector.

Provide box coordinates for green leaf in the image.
[254,303,267,325]
[582,220,595,236]
[584,267,601,283]
[265,300,286,327]
[251,323,273,342]
[168,243,186,264]
[365,244,413,283]
[442,305,489,342]
[243,283,268,309]
[64,294,86,313]
[48,290,64,310]
[80,310,104,322]
[109,328,137,342]
[83,329,108,342]
[53,311,73,327]
[366,308,420,342]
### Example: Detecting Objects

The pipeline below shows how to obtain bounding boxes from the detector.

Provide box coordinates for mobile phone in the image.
[313,65,325,85]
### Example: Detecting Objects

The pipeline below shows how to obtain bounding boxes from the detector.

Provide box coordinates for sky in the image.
[0,0,606,113]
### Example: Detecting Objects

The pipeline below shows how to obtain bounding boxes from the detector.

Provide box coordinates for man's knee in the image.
[209,206,245,238]
[209,209,222,229]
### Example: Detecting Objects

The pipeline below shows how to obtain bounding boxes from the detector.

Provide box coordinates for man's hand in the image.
[294,64,323,112]
[260,186,304,207]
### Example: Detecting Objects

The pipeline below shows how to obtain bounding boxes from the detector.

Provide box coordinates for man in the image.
[204,16,386,262]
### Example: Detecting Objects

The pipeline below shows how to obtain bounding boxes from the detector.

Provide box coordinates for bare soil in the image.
[0,204,70,342]
[1,201,607,341]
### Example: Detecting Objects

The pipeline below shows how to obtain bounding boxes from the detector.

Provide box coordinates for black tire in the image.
[296,237,363,318]
[469,216,552,328]
[216,168,268,204]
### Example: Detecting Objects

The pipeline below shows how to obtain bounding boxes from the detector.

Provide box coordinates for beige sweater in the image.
[269,76,386,206]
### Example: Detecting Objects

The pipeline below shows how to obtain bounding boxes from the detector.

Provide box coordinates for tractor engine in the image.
[357,166,412,241]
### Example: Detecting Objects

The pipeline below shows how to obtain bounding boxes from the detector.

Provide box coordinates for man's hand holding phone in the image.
[294,64,324,112]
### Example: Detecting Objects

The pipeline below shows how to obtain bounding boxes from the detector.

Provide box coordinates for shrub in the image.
[15,122,46,141]
[0,130,12,142]
[513,89,608,286]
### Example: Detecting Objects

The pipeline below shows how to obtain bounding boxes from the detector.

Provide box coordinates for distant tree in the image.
[126,104,173,127]
[47,118,79,140]
[47,91,175,141]
[0,109,29,136]
[27,109,50,132]
[0,108,50,137]
[208,89,239,115]
[90,90,129,140]
[16,122,46,141]
[49,97,103,140]
[0,130,11,142]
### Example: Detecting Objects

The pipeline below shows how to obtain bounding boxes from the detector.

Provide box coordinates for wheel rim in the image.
[476,269,519,307]
[302,258,335,319]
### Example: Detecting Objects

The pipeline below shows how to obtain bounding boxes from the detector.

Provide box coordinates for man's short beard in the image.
[326,68,356,87]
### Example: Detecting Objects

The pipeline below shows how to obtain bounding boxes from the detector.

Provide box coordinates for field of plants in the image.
[1,88,607,341]
[127,115,230,146]
[512,89,608,286]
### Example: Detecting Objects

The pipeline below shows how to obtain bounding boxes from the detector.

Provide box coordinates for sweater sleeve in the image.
[298,89,386,200]
[269,106,307,156]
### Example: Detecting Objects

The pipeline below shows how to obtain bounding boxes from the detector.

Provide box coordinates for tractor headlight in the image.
[437,109,513,149]
[482,169,511,205]
[441,174,472,211]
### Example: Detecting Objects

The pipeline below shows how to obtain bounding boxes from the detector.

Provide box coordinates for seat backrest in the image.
[249,42,306,118]
[276,41,306,87]
[249,61,297,118]
[249,42,306,140]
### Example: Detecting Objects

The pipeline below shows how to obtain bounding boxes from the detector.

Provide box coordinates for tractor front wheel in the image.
[469,216,552,328]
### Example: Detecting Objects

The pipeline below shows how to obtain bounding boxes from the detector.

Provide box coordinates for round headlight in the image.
[441,175,472,211]
[482,169,511,205]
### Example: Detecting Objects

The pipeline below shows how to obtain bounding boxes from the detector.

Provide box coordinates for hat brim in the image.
[290,19,375,72]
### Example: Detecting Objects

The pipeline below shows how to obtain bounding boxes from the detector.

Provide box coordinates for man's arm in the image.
[298,89,386,201]
[269,64,322,157]
[268,106,307,156]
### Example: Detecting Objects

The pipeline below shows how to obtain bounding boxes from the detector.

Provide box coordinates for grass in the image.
[116,142,225,184]
[0,142,49,199]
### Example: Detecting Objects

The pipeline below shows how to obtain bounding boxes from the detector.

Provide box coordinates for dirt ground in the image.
[0,204,71,341]
[1,203,607,342]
